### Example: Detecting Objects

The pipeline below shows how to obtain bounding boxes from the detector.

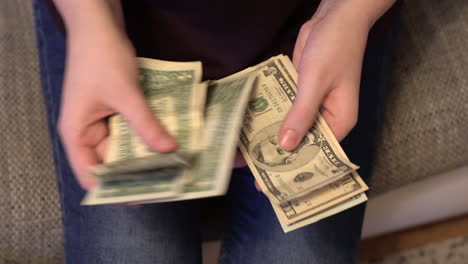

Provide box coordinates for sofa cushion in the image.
[370,0,468,196]
[0,1,63,263]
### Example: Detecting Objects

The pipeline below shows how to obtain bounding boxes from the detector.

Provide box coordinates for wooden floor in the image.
[358,214,468,262]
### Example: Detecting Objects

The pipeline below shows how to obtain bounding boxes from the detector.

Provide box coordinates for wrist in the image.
[314,0,396,31]
[66,12,132,54]
[67,31,135,62]
[54,0,126,40]
[66,15,124,43]
[67,23,127,48]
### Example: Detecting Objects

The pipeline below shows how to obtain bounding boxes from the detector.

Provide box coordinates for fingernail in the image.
[280,129,299,151]
[159,137,177,151]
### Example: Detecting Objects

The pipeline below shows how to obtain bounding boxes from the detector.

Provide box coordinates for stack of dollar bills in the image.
[83,55,368,232]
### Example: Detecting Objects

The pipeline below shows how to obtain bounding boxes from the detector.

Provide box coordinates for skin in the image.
[236,0,397,176]
[54,0,176,190]
[53,0,396,191]
[251,136,320,171]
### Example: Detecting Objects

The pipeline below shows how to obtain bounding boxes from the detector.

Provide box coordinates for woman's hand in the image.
[234,2,371,170]
[253,0,396,191]
[59,30,176,190]
[279,1,375,150]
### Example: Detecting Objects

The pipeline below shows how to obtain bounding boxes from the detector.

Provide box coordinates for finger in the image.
[59,121,107,190]
[95,137,108,162]
[292,19,320,68]
[79,121,108,162]
[254,181,262,192]
[279,69,329,151]
[65,143,99,190]
[320,84,359,142]
[292,23,311,68]
[111,90,177,153]
[233,150,247,168]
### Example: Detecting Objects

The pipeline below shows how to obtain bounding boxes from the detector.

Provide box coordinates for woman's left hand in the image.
[234,2,371,161]
[279,1,373,151]
[235,1,390,191]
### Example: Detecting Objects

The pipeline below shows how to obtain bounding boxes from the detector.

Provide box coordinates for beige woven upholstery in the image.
[0,1,64,263]
[370,0,468,196]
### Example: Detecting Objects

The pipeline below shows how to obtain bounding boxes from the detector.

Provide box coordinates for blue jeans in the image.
[34,1,398,263]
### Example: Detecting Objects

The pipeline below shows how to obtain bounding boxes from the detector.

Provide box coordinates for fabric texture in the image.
[363,236,468,264]
[0,0,64,263]
[370,0,468,196]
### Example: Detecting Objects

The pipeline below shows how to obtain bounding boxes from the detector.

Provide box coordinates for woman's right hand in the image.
[59,29,176,190]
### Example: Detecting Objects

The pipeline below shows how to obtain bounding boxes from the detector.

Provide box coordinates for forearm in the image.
[315,0,397,30]
[53,0,126,38]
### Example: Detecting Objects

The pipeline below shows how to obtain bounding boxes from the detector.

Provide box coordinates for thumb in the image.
[292,21,312,69]
[279,73,326,151]
[111,91,177,153]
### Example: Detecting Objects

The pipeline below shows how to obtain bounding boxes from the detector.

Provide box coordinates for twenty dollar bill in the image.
[239,55,368,231]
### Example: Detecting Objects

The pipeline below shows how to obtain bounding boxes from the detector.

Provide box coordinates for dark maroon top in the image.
[46,0,401,79]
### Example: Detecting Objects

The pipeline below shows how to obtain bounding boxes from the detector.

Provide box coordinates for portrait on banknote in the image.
[248,122,323,172]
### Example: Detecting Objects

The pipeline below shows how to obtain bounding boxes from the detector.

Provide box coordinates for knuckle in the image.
[346,112,359,131]
[293,100,315,117]
[135,119,165,140]
[57,118,79,145]
[300,20,313,33]
[57,119,68,139]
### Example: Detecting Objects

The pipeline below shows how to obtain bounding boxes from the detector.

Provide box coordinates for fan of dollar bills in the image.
[82,55,368,232]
